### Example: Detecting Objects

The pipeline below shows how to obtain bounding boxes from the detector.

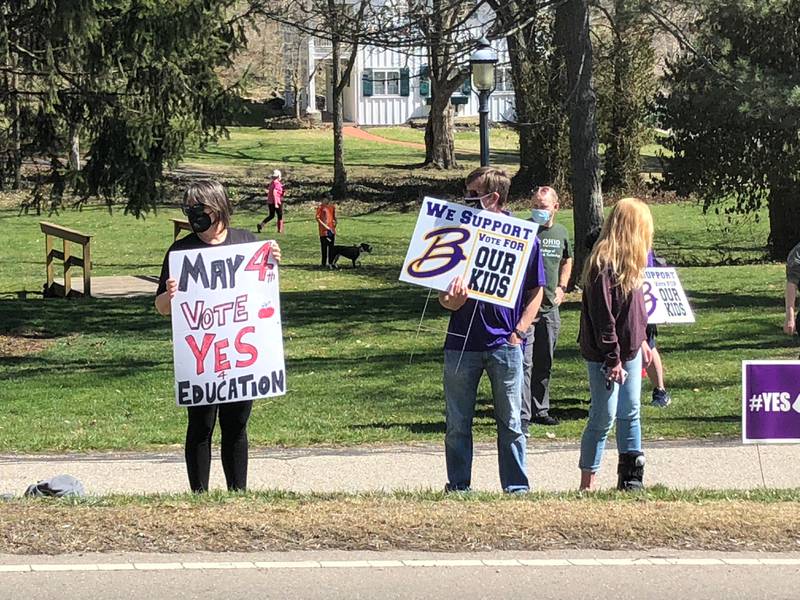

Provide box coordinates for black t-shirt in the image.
[156,228,257,295]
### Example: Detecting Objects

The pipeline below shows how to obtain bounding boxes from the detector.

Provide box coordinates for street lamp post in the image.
[469,37,498,167]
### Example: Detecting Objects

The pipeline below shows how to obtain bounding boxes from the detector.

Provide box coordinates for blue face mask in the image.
[531,209,551,225]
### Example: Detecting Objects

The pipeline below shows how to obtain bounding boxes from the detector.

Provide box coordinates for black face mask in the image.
[186,204,213,233]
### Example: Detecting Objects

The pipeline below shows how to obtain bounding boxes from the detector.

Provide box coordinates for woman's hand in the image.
[271,242,282,264]
[155,278,178,316]
[165,278,178,300]
[606,362,626,385]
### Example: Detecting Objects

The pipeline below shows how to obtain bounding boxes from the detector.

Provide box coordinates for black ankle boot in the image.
[617,452,645,491]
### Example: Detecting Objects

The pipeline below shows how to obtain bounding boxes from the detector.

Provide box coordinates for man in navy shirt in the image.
[438,167,545,493]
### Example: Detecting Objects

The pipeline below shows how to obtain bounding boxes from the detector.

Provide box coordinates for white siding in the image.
[356,47,425,126]
[350,40,516,126]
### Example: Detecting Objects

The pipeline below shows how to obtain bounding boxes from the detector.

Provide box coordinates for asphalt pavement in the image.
[1,550,799,600]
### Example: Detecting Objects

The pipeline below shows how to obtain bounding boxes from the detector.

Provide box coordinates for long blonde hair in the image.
[582,197,654,295]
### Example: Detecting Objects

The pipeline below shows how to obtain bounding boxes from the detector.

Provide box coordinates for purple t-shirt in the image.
[444,239,546,352]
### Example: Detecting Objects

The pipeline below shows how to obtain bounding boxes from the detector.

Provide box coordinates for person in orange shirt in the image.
[316,195,337,268]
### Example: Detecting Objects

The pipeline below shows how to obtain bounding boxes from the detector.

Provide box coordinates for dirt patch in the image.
[0,329,58,358]
[2,497,799,555]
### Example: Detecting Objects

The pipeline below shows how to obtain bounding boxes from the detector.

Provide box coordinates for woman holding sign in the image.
[155,180,282,493]
[578,197,653,492]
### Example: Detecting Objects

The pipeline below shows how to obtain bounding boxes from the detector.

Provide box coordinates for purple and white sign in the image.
[742,361,800,444]
[399,197,538,308]
[643,267,695,324]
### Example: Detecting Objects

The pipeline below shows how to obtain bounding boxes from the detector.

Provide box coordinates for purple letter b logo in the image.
[406,227,470,278]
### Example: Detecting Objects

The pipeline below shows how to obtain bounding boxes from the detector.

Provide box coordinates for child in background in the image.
[257,169,285,234]
[316,194,337,268]
[645,249,672,408]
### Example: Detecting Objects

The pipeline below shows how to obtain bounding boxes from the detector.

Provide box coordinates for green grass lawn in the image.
[184,127,669,192]
[368,126,521,153]
[182,127,519,185]
[1,193,793,452]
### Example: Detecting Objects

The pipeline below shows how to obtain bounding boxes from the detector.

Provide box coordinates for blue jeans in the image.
[579,350,643,473]
[444,344,529,492]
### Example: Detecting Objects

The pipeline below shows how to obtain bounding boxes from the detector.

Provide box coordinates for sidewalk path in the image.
[2,440,798,496]
[343,126,426,150]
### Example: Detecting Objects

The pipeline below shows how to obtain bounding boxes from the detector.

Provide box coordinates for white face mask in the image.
[465,192,497,211]
[531,208,551,225]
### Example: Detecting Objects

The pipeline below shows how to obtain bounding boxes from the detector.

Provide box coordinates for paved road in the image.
[2,439,798,496]
[1,550,799,599]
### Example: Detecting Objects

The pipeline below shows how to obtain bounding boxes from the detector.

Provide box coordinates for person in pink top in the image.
[257,169,285,233]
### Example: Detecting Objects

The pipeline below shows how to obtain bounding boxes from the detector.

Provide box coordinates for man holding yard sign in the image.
[437,167,545,493]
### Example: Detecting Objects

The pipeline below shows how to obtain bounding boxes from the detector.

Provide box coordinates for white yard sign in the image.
[169,241,285,406]
[644,267,695,324]
[399,197,538,308]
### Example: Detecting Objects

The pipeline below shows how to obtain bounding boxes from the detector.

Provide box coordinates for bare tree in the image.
[555,0,604,285]
[411,0,475,169]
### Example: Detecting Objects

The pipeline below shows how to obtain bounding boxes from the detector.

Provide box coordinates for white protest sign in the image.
[169,240,285,406]
[399,197,538,308]
[643,267,695,324]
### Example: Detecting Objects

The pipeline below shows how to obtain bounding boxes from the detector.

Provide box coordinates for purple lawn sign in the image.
[742,361,800,444]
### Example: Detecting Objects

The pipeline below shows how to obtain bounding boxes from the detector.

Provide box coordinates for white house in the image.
[286,36,516,126]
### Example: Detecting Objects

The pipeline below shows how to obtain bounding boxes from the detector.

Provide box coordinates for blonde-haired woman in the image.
[578,198,653,491]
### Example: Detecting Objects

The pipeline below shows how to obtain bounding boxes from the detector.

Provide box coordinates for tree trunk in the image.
[422,0,459,170]
[293,82,301,119]
[556,0,604,287]
[330,37,347,199]
[768,177,800,260]
[499,1,545,193]
[68,122,81,171]
[505,29,542,193]
[5,5,21,190]
[424,94,457,169]
[602,0,645,192]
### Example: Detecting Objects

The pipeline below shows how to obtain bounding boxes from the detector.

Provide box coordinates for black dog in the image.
[331,243,372,268]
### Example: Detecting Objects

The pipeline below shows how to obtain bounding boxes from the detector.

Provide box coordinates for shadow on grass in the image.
[0,296,168,339]
[0,354,169,377]
[0,285,441,336]
[653,414,739,423]
[350,407,507,435]
[684,290,778,311]
[550,405,589,422]
[351,421,445,435]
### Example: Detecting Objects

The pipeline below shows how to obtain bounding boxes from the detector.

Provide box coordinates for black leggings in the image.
[185,401,252,492]
[261,204,283,224]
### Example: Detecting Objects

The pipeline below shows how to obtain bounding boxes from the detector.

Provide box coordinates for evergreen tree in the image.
[490,1,570,194]
[595,0,657,192]
[0,1,247,215]
[660,0,800,258]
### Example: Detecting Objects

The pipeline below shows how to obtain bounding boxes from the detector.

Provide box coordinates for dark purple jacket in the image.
[579,267,647,367]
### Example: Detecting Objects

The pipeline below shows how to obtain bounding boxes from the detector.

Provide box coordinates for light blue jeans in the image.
[579,350,643,473]
[444,344,529,492]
